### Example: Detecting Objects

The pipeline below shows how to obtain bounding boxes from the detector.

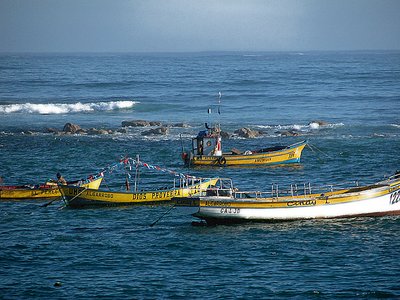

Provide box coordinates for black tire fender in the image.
[217,156,226,166]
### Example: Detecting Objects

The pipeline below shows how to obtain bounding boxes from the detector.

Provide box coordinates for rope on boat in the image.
[149,204,176,227]
[95,156,203,191]
[99,156,199,180]
[306,143,332,161]
[60,187,88,207]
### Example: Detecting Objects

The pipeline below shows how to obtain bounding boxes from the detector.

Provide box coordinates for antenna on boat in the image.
[206,91,222,131]
[217,91,222,131]
[180,133,185,153]
[134,154,140,192]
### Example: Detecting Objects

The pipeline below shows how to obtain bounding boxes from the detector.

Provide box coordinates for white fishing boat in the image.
[174,173,400,225]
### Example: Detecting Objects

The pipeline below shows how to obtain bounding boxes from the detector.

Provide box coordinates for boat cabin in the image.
[191,128,222,157]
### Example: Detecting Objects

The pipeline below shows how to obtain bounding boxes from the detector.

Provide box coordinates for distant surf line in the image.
[0,100,138,114]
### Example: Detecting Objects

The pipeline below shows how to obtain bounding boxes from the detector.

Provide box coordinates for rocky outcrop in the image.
[220,131,231,139]
[122,120,162,127]
[309,120,328,128]
[63,123,82,133]
[275,130,300,137]
[234,127,262,138]
[116,128,128,134]
[87,128,113,135]
[45,127,59,134]
[173,123,190,128]
[141,126,169,136]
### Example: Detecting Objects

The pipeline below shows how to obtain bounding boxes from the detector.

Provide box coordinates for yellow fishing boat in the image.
[0,175,103,200]
[181,93,306,167]
[174,174,400,225]
[60,177,218,208]
[182,125,306,167]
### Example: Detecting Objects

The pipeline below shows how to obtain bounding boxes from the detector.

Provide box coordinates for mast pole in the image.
[217,91,222,132]
[134,154,140,192]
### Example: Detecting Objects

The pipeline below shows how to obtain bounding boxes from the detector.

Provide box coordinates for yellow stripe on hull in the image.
[61,178,219,208]
[175,177,400,223]
[190,142,306,166]
[198,185,391,209]
[0,177,103,200]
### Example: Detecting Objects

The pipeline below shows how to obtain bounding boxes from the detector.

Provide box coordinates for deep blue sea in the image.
[1,51,400,299]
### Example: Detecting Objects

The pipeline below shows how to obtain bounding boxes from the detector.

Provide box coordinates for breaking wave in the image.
[0,100,138,114]
[256,122,344,130]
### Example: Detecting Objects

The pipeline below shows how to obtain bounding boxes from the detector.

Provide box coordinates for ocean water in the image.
[1,51,400,298]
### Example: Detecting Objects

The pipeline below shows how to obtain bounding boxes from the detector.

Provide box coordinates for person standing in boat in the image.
[213,136,222,156]
[198,140,204,155]
[56,172,67,185]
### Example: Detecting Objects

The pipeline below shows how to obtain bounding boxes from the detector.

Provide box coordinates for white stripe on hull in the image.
[195,193,400,221]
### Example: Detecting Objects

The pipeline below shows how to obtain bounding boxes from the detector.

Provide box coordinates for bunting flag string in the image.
[97,156,197,180]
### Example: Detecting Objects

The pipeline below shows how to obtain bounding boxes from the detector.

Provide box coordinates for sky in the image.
[0,0,399,52]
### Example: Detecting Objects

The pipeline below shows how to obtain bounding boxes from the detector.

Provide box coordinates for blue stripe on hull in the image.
[279,158,301,164]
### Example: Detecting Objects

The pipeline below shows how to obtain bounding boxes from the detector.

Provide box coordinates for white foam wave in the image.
[0,100,138,114]
[390,124,400,128]
[256,122,344,130]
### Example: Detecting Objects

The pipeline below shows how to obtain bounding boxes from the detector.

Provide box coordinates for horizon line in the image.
[1,49,399,55]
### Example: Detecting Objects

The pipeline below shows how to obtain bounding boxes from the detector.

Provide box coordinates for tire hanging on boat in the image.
[217,156,226,166]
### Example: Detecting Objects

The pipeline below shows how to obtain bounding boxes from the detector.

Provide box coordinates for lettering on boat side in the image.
[132,193,147,200]
[255,158,272,163]
[151,190,181,199]
[205,200,231,207]
[390,190,400,205]
[220,207,240,214]
[32,189,58,196]
[86,191,114,198]
[286,200,316,207]
[188,189,199,196]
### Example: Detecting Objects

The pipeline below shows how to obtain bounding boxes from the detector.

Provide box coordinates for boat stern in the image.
[172,196,201,215]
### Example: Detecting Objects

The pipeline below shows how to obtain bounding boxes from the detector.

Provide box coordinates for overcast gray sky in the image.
[1,0,399,52]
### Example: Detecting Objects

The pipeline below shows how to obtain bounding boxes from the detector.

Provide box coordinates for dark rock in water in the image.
[122,120,149,127]
[275,130,300,137]
[45,127,59,134]
[117,128,128,134]
[54,281,62,287]
[141,126,169,136]
[63,123,81,133]
[87,128,110,135]
[75,129,87,135]
[234,127,262,138]
[173,122,190,128]
[309,120,328,127]
[122,120,162,127]
[220,131,231,139]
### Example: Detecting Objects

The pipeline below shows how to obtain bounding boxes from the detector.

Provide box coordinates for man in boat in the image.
[56,172,67,185]
[198,140,204,155]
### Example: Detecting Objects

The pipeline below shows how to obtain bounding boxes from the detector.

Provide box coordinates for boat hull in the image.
[187,141,306,167]
[0,177,103,200]
[60,178,218,208]
[175,178,400,224]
